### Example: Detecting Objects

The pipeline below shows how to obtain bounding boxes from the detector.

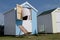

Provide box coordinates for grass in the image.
[0,34,60,40]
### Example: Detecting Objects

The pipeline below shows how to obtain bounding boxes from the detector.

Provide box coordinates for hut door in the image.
[56,13,60,32]
[22,8,32,34]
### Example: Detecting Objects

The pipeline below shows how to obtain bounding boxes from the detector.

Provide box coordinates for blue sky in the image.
[0,0,60,15]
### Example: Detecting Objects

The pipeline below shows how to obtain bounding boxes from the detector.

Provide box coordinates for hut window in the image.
[23,16,28,20]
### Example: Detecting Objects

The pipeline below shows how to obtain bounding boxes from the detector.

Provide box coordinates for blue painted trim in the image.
[16,20,23,35]
[32,9,38,34]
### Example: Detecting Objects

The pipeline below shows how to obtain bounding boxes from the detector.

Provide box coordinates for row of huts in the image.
[38,8,60,33]
[0,1,60,36]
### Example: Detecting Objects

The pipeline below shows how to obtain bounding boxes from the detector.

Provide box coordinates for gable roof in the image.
[20,1,38,12]
[38,8,56,16]
[4,1,38,15]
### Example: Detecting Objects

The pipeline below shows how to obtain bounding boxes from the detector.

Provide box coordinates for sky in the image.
[0,0,60,15]
[0,0,60,25]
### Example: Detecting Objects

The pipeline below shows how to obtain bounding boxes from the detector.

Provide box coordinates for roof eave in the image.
[20,1,38,12]
[3,8,16,15]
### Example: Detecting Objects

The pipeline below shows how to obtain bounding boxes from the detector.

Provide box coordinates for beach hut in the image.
[4,1,38,36]
[37,8,60,33]
[0,13,4,35]
[0,13,4,25]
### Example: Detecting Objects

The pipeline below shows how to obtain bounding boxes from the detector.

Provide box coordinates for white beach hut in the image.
[38,8,60,33]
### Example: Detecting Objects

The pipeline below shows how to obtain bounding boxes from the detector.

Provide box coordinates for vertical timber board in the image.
[51,12,57,33]
[4,9,16,35]
[32,9,38,34]
[16,25,21,35]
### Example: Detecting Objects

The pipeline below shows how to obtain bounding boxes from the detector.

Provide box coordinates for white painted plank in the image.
[56,23,60,32]
[22,20,32,32]
[56,13,60,22]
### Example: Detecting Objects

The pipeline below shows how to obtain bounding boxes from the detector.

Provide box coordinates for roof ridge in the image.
[20,1,38,12]
[38,8,56,16]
